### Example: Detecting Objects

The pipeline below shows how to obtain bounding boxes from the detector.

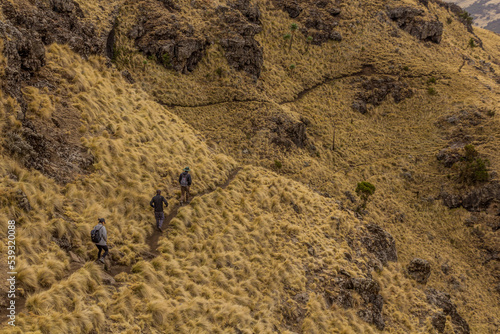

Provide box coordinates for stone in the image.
[352,100,367,114]
[269,113,308,149]
[361,224,398,265]
[101,272,116,285]
[431,312,447,333]
[16,190,31,212]
[69,251,84,263]
[51,0,75,13]
[407,258,431,284]
[387,6,443,43]
[426,288,470,334]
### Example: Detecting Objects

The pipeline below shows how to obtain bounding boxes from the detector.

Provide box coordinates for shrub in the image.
[162,53,171,68]
[456,145,490,184]
[468,38,476,49]
[274,160,282,169]
[459,11,473,25]
[427,87,437,95]
[355,181,375,209]
[403,66,409,71]
[446,17,453,24]
[427,77,436,84]
[289,64,296,71]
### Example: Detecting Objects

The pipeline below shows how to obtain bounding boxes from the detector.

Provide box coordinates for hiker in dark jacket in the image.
[178,167,192,205]
[150,190,168,232]
[93,218,108,263]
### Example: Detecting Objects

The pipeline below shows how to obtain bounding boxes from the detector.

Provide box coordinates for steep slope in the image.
[445,0,500,33]
[1,0,500,333]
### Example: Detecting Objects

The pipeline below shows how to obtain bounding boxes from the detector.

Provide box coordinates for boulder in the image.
[269,114,308,149]
[426,288,470,334]
[361,224,398,265]
[387,6,443,43]
[431,312,447,333]
[51,0,75,13]
[406,258,431,284]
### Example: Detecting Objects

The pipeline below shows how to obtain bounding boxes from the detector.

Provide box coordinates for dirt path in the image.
[1,167,242,325]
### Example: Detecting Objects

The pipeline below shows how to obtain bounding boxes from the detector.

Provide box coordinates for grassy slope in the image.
[0,0,499,333]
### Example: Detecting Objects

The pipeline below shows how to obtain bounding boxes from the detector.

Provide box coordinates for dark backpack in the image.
[91,225,103,243]
[180,173,189,186]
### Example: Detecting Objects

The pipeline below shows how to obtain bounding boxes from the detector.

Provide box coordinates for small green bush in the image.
[162,53,171,68]
[274,160,282,169]
[459,11,473,25]
[403,66,409,71]
[468,38,476,48]
[427,77,436,84]
[355,181,375,209]
[289,64,296,71]
[427,87,437,95]
[446,17,453,24]
[456,145,490,184]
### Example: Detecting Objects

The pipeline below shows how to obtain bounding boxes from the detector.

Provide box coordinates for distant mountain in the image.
[446,0,500,33]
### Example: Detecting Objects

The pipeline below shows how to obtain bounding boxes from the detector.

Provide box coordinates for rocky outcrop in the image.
[4,119,95,184]
[131,1,208,74]
[387,6,443,43]
[436,145,465,167]
[426,288,471,334]
[0,0,101,101]
[407,258,431,284]
[361,224,398,265]
[352,77,413,113]
[269,114,308,149]
[337,276,385,330]
[218,1,263,78]
[272,0,342,45]
[441,182,500,211]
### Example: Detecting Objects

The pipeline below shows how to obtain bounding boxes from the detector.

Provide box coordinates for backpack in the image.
[180,173,189,186]
[91,225,103,243]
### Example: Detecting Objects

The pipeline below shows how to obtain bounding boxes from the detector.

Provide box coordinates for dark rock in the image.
[387,6,443,43]
[436,146,464,167]
[431,312,447,333]
[52,236,72,251]
[407,258,431,284]
[361,224,398,265]
[353,77,413,113]
[337,289,354,308]
[352,278,381,303]
[426,288,470,334]
[0,0,101,101]
[220,36,263,78]
[121,70,135,84]
[352,100,367,114]
[16,190,31,212]
[358,304,385,331]
[275,0,302,18]
[442,182,500,211]
[269,113,308,149]
[441,263,451,275]
[230,0,261,23]
[159,0,180,11]
[51,0,75,13]
[344,191,357,203]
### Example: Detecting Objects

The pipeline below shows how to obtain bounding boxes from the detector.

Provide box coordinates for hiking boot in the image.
[99,257,105,264]
[157,226,163,232]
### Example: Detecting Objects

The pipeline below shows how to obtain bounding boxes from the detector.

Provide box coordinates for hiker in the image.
[150,190,168,232]
[178,167,192,205]
[92,218,108,263]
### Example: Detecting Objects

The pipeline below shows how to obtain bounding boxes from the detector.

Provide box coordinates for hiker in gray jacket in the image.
[94,218,108,263]
[178,167,192,205]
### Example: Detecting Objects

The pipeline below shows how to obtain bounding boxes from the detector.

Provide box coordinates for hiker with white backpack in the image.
[178,167,192,205]
[91,218,108,263]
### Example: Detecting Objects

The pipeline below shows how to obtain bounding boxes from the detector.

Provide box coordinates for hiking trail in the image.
[1,167,242,324]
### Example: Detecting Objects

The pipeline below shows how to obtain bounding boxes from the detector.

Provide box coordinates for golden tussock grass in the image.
[1,0,500,332]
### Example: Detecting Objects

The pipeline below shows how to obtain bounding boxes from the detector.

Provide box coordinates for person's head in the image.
[183,167,190,172]
[156,189,161,195]
[98,218,105,224]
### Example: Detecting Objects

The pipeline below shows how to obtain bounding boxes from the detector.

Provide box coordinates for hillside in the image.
[445,0,500,33]
[1,0,500,333]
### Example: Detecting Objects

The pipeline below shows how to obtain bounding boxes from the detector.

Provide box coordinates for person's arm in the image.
[188,174,192,186]
[163,196,168,207]
[178,173,182,184]
[150,197,155,208]
[101,226,107,242]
